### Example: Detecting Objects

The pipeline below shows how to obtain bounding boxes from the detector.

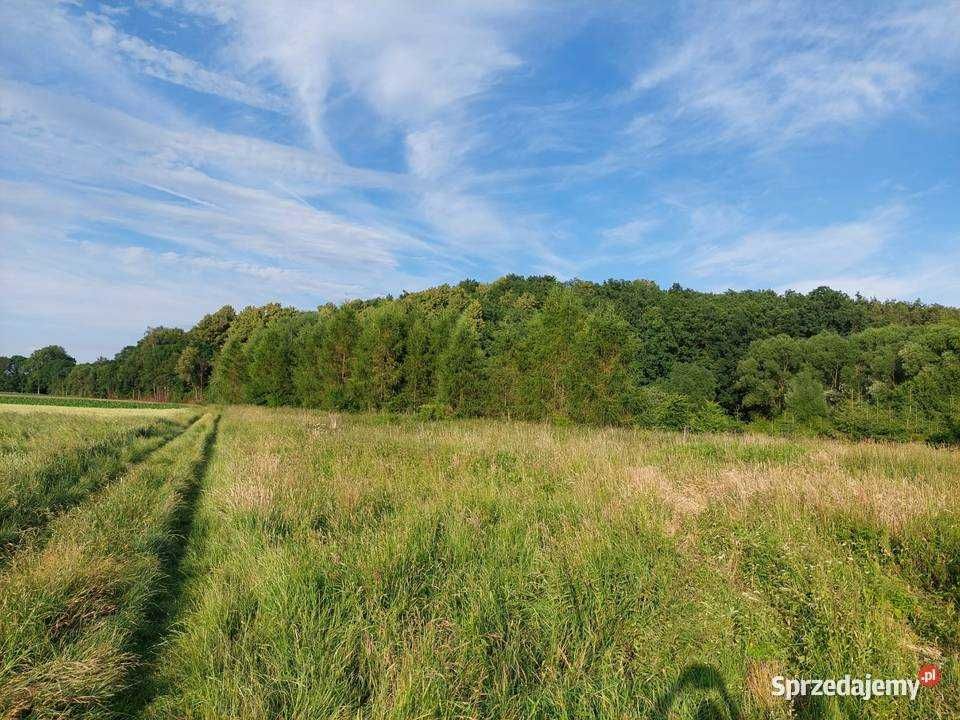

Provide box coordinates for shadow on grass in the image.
[114,414,220,718]
[652,663,742,720]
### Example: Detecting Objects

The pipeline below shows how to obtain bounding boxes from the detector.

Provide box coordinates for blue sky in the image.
[1,1,958,361]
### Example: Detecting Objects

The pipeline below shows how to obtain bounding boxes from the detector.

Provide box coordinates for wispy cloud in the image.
[689,204,908,287]
[634,0,960,148]
[86,13,286,111]
[0,1,552,358]
[223,1,525,137]
[601,218,659,247]
[1,0,958,358]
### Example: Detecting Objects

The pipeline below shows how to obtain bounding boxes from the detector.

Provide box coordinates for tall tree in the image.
[244,316,304,406]
[785,369,829,423]
[530,286,586,418]
[437,303,487,416]
[294,305,360,409]
[23,346,75,394]
[568,305,639,425]
[349,303,406,410]
[176,346,209,401]
[209,304,292,402]
[735,335,804,416]
[401,312,436,409]
[0,355,27,392]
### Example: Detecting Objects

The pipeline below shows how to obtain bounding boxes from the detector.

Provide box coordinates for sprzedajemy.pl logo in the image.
[771,665,941,702]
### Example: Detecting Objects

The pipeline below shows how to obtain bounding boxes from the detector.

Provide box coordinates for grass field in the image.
[0,393,186,410]
[0,403,957,718]
[0,407,198,560]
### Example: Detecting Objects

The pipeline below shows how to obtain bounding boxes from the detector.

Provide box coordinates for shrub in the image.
[688,401,740,433]
[633,387,738,433]
[784,369,829,423]
[831,401,913,441]
[415,403,451,421]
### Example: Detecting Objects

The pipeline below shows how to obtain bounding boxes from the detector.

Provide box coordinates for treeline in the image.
[5,276,960,441]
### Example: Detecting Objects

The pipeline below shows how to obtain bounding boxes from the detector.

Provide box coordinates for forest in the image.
[4,275,960,442]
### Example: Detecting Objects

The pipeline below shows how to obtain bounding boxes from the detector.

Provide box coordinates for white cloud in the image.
[225,0,524,139]
[634,0,960,147]
[601,218,658,246]
[86,15,286,111]
[2,0,957,359]
[217,0,540,259]
[405,123,473,180]
[781,254,960,306]
[691,205,905,281]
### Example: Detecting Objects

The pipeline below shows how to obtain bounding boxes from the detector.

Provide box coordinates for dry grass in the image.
[0,404,192,419]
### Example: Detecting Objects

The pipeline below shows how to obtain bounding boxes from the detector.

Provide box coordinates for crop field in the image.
[1,404,958,719]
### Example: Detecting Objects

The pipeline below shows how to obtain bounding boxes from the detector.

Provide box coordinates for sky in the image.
[1,1,959,361]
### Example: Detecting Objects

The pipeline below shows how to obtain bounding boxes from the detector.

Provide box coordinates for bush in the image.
[767,412,834,438]
[632,387,689,430]
[831,401,914,442]
[415,403,452,421]
[688,401,740,433]
[633,387,739,433]
[665,362,717,402]
[784,369,829,422]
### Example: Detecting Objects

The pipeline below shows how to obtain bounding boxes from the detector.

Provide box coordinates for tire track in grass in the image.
[0,413,217,720]
[112,414,220,717]
[0,414,200,567]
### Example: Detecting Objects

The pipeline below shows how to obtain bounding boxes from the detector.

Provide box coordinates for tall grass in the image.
[0,412,217,719]
[143,408,959,719]
[0,411,198,558]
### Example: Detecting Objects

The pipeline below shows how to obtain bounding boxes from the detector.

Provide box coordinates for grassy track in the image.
[0,393,185,410]
[0,412,217,719]
[0,410,198,559]
[142,408,959,719]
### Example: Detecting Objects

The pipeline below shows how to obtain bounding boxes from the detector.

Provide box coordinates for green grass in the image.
[0,406,957,718]
[0,413,217,719]
[0,410,199,559]
[0,393,187,410]
[139,408,957,719]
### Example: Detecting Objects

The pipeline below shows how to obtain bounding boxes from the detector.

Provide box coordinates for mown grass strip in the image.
[0,415,197,561]
[113,414,219,718]
[0,393,186,410]
[0,412,217,720]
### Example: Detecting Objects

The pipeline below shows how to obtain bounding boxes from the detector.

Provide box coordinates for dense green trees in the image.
[735,335,804,416]
[175,346,208,401]
[19,346,76,394]
[784,369,829,423]
[245,315,305,407]
[0,355,28,392]
[737,322,960,440]
[177,305,236,399]
[437,303,486,416]
[28,275,960,442]
[350,303,406,410]
[567,304,638,425]
[209,304,294,403]
[292,305,361,409]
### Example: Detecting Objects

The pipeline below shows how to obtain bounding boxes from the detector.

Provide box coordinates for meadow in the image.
[0,402,957,718]
[0,393,185,410]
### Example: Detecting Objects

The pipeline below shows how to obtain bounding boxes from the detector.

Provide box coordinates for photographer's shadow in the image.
[651,663,742,720]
